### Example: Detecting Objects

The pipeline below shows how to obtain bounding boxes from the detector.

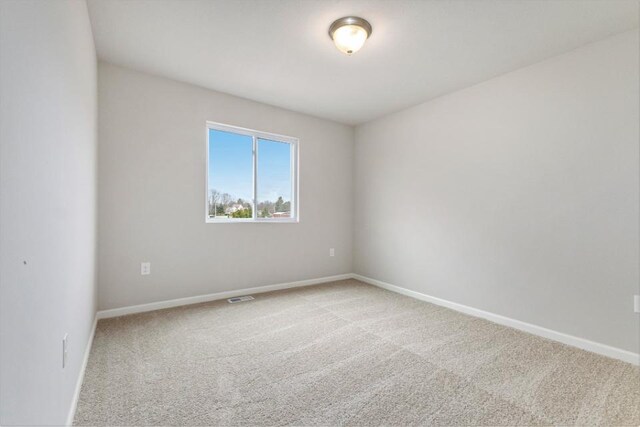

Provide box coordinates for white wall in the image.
[0,1,98,425]
[98,63,353,310]
[354,30,639,353]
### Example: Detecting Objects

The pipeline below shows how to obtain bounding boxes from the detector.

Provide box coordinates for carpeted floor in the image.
[74,279,639,426]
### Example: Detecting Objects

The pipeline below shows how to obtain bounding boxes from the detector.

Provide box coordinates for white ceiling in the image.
[87,0,638,125]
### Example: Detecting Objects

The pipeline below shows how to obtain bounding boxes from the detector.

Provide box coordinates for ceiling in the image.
[87,0,639,125]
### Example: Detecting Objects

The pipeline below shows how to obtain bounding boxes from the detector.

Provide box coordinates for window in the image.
[206,122,298,222]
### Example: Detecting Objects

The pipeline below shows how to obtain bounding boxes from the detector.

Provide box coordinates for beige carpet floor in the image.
[74,279,639,426]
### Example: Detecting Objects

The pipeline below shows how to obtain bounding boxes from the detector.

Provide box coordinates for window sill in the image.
[206,218,299,224]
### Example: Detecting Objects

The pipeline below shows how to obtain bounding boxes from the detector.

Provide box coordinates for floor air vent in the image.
[227,295,255,303]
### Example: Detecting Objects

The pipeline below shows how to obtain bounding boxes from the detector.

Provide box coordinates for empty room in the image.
[1,0,639,425]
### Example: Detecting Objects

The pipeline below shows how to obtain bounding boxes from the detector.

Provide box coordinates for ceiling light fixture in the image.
[328,16,372,55]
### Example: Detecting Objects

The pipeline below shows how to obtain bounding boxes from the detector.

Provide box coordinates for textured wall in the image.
[0,1,98,424]
[354,30,639,353]
[97,63,354,310]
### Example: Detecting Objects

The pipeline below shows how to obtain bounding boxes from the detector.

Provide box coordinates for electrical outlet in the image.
[634,295,639,313]
[141,262,151,275]
[62,334,68,368]
[329,248,335,257]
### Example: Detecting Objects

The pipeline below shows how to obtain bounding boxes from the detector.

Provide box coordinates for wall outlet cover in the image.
[634,295,639,313]
[141,262,151,275]
[62,334,68,368]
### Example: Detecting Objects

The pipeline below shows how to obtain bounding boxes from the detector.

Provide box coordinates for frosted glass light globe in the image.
[332,24,368,55]
[329,17,372,55]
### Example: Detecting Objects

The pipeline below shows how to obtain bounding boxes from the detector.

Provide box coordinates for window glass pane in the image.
[257,138,292,218]
[208,129,253,219]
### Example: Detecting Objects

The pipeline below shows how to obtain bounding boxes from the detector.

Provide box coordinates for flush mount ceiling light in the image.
[328,16,372,55]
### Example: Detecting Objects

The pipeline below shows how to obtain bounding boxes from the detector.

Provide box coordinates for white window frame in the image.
[206,121,299,223]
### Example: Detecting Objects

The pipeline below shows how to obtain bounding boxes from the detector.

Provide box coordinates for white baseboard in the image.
[352,274,639,366]
[96,274,353,320]
[66,314,98,426]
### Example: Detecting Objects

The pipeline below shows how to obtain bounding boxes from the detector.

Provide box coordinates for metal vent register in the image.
[227,295,255,303]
